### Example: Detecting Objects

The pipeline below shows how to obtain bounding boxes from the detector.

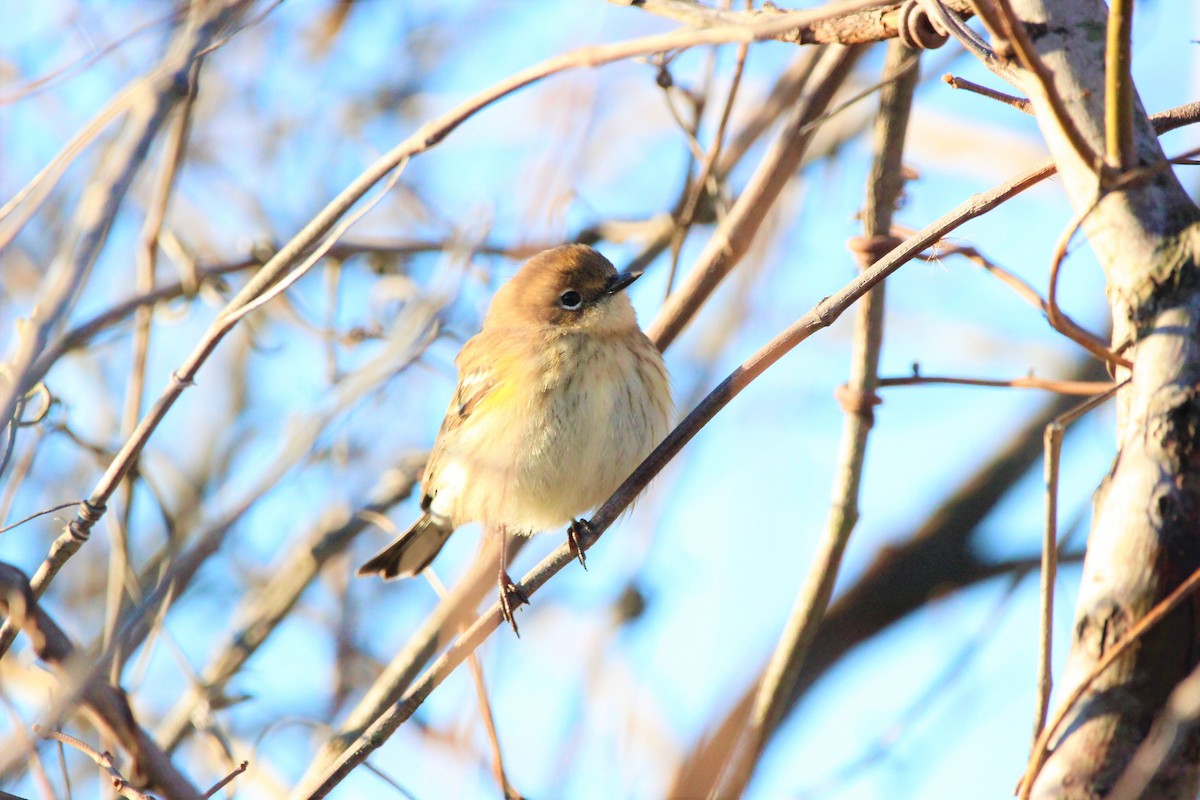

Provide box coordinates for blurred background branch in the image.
[1,1,1197,798]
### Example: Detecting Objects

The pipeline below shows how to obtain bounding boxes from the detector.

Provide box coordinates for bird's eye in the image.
[559,290,583,310]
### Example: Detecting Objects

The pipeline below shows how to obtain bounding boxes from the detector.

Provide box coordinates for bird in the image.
[357,244,672,634]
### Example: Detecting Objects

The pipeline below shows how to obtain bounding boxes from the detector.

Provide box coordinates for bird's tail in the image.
[357,513,455,580]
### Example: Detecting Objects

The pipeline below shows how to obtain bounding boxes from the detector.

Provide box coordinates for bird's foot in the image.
[567,518,594,569]
[498,570,530,636]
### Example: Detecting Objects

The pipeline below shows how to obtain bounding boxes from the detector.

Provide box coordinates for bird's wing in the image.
[422,334,518,518]
[440,367,499,433]
[435,333,516,436]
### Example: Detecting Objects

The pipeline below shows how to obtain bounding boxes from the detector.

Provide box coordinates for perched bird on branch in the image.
[358,244,672,635]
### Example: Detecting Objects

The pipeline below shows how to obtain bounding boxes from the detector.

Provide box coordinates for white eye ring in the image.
[559,290,583,310]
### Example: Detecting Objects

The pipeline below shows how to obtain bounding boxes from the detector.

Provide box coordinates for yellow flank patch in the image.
[473,378,516,415]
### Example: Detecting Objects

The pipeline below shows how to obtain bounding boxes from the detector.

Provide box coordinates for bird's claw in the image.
[567,518,593,569]
[498,570,529,636]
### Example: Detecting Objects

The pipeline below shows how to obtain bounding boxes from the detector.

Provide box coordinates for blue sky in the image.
[1,1,1198,798]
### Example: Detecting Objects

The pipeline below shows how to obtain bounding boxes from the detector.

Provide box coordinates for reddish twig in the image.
[879,372,1116,395]
[909,236,1116,359]
[1046,202,1131,369]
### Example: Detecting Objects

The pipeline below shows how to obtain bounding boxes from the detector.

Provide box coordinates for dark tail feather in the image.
[357,514,455,580]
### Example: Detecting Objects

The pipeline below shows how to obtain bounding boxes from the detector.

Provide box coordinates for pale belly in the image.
[432,340,670,534]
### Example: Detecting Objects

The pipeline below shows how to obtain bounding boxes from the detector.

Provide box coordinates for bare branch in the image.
[616,0,976,46]
[0,563,201,799]
[1032,384,1125,750]
[879,372,1116,394]
[203,761,248,799]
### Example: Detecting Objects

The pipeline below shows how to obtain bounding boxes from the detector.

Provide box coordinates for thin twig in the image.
[0,11,175,105]
[878,373,1115,394]
[27,237,542,386]
[1046,200,1130,368]
[1031,384,1124,752]
[665,7,752,297]
[1104,0,1135,170]
[33,726,157,800]
[941,72,1032,113]
[0,502,83,535]
[650,44,865,350]
[908,237,1111,355]
[202,760,248,798]
[426,571,519,799]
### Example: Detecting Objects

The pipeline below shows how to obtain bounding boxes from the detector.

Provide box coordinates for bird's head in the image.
[486,244,644,335]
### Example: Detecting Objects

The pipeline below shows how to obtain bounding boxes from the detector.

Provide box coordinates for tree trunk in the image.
[1007,0,1200,796]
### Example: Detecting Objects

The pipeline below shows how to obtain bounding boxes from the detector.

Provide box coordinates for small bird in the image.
[358,244,672,634]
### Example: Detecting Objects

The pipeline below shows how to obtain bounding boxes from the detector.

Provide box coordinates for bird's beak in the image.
[605,269,643,295]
